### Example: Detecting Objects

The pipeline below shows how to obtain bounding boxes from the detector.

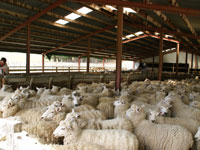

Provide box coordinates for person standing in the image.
[0,57,9,86]
[0,57,9,75]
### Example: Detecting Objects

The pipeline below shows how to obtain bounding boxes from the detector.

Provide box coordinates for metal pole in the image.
[185,51,188,73]
[115,6,123,91]
[152,54,155,72]
[78,56,81,72]
[42,53,45,73]
[87,36,90,73]
[176,43,180,75]
[26,23,30,74]
[103,58,105,70]
[158,33,163,81]
[191,52,194,73]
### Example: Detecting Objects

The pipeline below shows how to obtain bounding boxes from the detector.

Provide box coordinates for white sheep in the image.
[97,102,114,119]
[194,127,200,150]
[65,110,106,121]
[126,106,194,150]
[51,85,60,95]
[53,118,139,150]
[49,142,105,150]
[22,120,60,144]
[98,96,115,103]
[154,115,200,135]
[64,115,133,132]
[114,99,130,118]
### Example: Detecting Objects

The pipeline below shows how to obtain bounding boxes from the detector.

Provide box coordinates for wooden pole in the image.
[158,33,163,81]
[115,6,123,91]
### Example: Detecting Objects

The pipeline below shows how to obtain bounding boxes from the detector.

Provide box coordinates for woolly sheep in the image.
[49,142,105,150]
[65,110,106,121]
[53,118,139,150]
[22,120,60,144]
[154,115,200,135]
[190,100,200,109]
[126,106,194,150]
[65,115,133,132]
[194,127,200,150]
[169,93,200,121]
[97,102,114,119]
[51,85,60,95]
[98,96,115,103]
[114,99,130,118]
[1,84,13,92]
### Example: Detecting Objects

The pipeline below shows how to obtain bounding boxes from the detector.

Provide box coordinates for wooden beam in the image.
[115,6,123,91]
[26,23,30,74]
[176,43,180,75]
[69,0,200,16]
[44,25,114,54]
[0,0,66,41]
[149,34,179,43]
[158,33,163,81]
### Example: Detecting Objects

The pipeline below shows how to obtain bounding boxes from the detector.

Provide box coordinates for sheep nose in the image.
[41,117,44,119]
[152,120,155,123]
[75,104,79,107]
[195,137,198,141]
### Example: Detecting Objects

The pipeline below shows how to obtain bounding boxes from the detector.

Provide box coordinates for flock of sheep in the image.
[1,78,200,150]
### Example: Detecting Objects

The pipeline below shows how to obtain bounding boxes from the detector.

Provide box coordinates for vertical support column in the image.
[185,51,188,73]
[176,43,180,76]
[87,36,90,73]
[42,53,45,73]
[133,61,135,70]
[115,6,123,91]
[158,33,163,81]
[195,54,198,71]
[78,56,81,72]
[152,54,155,72]
[191,52,194,73]
[26,23,30,74]
[102,58,105,70]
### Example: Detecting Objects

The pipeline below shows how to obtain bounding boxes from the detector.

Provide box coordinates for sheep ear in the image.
[156,111,162,116]
[72,109,75,113]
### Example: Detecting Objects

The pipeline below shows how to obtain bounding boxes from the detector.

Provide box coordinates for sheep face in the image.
[148,110,161,123]
[194,127,200,141]
[53,121,66,138]
[159,106,170,116]
[113,100,126,106]
[36,87,46,95]
[41,105,62,120]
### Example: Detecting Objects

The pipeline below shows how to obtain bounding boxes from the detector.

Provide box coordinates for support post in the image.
[78,56,81,72]
[191,52,194,73]
[152,55,155,72]
[185,51,188,73]
[176,43,180,76]
[26,23,30,74]
[195,54,198,72]
[133,61,135,70]
[42,53,45,73]
[115,6,123,91]
[158,33,163,81]
[103,58,105,70]
[87,36,90,73]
